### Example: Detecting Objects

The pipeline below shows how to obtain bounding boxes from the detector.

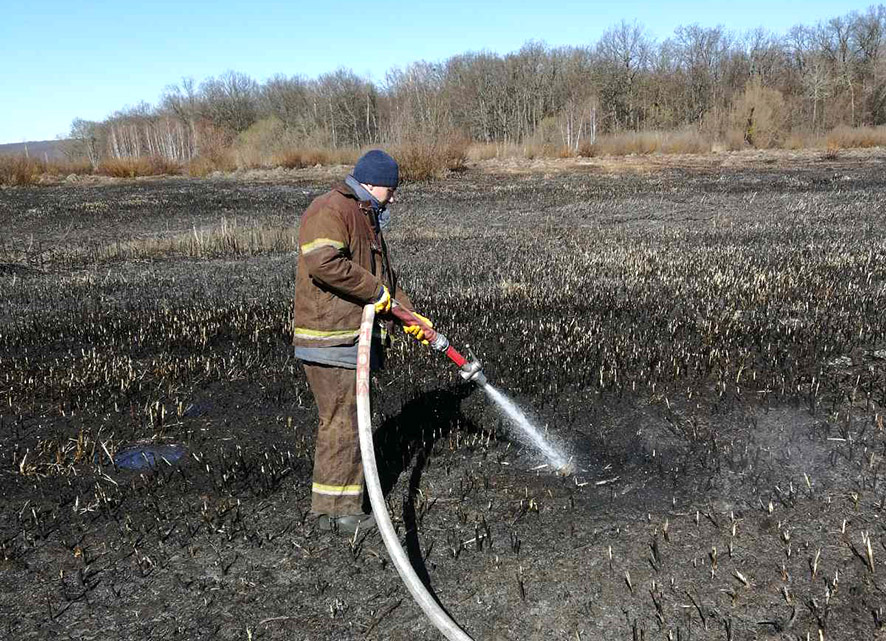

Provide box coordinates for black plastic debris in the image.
[113,443,186,470]
[182,402,212,418]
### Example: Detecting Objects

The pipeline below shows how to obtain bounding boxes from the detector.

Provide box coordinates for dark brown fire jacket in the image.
[292,182,411,359]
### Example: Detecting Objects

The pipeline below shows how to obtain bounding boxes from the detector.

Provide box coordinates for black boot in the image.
[318,513,377,535]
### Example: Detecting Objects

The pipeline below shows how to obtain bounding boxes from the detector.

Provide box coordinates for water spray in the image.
[390,302,572,475]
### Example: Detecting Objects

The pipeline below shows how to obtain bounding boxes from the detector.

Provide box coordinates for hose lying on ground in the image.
[356,304,474,641]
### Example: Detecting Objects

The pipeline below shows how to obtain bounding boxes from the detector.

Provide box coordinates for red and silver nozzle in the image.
[390,302,488,387]
[458,357,488,387]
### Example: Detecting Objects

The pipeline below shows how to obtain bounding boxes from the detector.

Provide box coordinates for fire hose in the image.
[356,302,484,641]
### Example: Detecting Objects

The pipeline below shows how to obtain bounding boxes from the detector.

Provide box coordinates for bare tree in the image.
[552,47,597,148]
[260,74,313,137]
[596,20,653,131]
[66,4,886,161]
[314,69,379,147]
[673,24,732,122]
[161,78,201,158]
[444,52,510,142]
[850,6,886,123]
[383,61,449,141]
[65,119,104,167]
[815,16,858,124]
[198,71,259,135]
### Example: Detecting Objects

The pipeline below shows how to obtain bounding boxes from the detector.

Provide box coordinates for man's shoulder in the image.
[306,183,358,216]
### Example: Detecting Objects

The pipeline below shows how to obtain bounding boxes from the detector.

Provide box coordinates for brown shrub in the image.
[96,158,138,178]
[577,140,597,157]
[592,132,660,156]
[0,155,43,186]
[97,156,182,178]
[272,147,360,170]
[43,159,93,176]
[186,152,236,177]
[782,132,806,150]
[466,142,500,161]
[273,150,311,169]
[395,141,437,180]
[722,129,748,151]
[496,142,525,158]
[825,125,886,149]
[730,81,787,148]
[522,143,547,160]
[196,120,236,159]
[575,130,713,157]
[234,117,287,168]
[395,136,469,181]
[660,130,711,154]
[330,148,361,165]
[185,158,212,177]
[0,155,95,186]
[521,142,576,159]
[150,157,183,175]
[296,148,326,167]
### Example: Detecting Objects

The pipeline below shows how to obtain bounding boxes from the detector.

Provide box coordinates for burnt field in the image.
[1,153,886,640]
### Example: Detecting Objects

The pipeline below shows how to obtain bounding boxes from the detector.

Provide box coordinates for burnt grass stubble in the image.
[1,157,885,640]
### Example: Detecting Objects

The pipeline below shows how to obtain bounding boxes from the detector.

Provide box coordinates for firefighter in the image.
[292,150,430,534]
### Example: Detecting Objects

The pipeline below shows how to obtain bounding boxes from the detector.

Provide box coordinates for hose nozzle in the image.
[459,359,487,387]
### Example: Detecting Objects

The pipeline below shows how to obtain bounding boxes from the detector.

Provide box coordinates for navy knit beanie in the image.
[353,150,399,188]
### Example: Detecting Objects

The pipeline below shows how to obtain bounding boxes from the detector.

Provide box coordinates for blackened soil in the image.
[1,153,886,640]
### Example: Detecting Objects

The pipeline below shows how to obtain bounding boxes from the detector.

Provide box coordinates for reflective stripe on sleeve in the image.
[301,238,345,254]
[293,327,360,341]
[312,482,362,496]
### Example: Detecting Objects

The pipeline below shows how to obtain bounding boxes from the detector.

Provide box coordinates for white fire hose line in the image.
[356,304,475,641]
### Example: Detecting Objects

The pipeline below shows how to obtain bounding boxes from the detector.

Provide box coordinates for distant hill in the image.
[0,140,66,160]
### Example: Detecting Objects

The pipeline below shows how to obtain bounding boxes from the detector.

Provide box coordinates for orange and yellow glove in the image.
[374,286,392,314]
[402,312,433,345]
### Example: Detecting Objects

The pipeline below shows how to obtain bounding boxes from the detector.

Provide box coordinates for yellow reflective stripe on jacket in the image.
[312,482,362,496]
[293,327,360,341]
[301,237,345,254]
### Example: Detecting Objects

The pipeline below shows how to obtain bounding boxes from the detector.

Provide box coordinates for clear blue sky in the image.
[0,0,875,144]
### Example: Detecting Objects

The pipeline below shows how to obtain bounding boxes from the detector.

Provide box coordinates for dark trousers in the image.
[302,363,363,515]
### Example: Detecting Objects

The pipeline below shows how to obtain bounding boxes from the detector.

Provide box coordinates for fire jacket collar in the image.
[343,174,382,212]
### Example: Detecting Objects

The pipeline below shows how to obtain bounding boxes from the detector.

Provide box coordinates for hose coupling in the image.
[430,332,450,352]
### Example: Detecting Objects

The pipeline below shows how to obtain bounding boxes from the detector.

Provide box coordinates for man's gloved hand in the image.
[403,312,433,345]
[374,286,392,314]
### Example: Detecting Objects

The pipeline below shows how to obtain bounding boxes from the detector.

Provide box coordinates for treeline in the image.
[66,5,886,164]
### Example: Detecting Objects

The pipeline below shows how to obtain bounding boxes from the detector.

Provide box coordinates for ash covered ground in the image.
[1,151,886,640]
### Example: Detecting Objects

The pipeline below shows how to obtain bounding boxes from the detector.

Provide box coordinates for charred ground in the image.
[1,152,886,640]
